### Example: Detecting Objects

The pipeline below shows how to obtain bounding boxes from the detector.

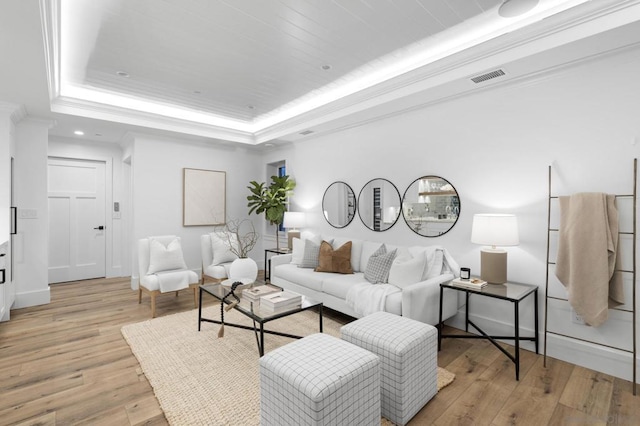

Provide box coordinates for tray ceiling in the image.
[42,0,630,144]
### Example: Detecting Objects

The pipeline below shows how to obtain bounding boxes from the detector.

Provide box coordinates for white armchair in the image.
[138,235,199,317]
[200,232,238,284]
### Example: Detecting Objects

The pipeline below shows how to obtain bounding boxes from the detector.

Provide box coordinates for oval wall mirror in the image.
[401,175,461,237]
[322,181,356,228]
[357,178,401,232]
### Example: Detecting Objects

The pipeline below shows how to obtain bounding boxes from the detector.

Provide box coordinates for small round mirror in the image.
[322,181,356,228]
[401,176,460,237]
[358,178,401,232]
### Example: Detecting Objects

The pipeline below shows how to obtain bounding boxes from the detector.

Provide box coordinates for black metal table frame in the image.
[264,248,291,282]
[437,283,539,380]
[198,285,323,356]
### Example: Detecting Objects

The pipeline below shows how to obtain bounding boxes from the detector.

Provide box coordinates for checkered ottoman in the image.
[340,311,437,426]
[259,333,380,426]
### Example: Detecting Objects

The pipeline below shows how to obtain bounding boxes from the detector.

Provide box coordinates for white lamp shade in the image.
[471,214,519,247]
[283,212,305,229]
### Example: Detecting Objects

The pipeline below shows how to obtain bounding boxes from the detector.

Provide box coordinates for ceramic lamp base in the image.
[480,248,507,284]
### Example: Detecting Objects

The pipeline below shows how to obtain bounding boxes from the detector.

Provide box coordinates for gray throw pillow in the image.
[364,244,397,284]
[299,239,333,268]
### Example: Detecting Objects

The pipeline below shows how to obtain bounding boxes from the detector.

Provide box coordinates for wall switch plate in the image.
[19,209,38,219]
[570,307,586,325]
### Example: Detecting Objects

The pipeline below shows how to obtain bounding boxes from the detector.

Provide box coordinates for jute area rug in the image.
[121,305,455,426]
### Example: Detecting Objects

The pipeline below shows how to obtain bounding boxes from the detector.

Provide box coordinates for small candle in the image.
[460,267,470,280]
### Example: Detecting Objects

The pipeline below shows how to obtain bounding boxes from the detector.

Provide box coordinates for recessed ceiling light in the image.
[116,71,130,77]
[498,0,539,18]
[74,130,84,136]
[321,64,332,71]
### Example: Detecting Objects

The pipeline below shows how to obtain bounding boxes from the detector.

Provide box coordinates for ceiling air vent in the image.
[299,130,314,136]
[471,69,506,84]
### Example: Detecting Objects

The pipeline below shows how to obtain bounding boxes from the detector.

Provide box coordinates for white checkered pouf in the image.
[340,311,437,426]
[259,333,380,425]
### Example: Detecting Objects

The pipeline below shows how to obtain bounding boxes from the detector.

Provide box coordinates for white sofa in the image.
[270,235,459,325]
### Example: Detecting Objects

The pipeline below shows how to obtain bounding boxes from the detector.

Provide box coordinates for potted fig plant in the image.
[247,175,296,251]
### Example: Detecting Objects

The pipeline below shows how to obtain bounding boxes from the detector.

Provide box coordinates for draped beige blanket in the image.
[555,193,624,327]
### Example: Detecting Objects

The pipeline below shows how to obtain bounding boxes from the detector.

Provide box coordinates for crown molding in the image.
[50,96,255,144]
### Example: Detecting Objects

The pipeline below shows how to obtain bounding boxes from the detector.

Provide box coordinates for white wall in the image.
[130,134,264,287]
[13,118,51,308]
[263,45,640,382]
[48,137,129,278]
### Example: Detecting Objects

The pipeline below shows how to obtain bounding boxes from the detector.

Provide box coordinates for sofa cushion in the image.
[210,232,239,265]
[388,248,426,289]
[364,244,397,284]
[315,241,354,274]
[272,263,324,292]
[322,272,368,299]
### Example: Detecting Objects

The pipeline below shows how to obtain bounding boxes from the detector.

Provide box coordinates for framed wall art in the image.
[183,168,226,226]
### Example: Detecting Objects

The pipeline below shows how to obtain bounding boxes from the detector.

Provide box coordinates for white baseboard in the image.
[13,287,51,309]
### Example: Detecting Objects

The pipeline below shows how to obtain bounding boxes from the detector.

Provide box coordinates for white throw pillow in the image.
[291,238,304,265]
[210,232,239,265]
[409,246,445,280]
[148,238,188,274]
[388,249,426,289]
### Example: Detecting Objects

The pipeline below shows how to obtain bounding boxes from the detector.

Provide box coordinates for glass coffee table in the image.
[198,283,323,356]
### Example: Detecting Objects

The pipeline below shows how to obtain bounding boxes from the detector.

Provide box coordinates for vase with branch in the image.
[247,175,296,251]
[216,219,260,282]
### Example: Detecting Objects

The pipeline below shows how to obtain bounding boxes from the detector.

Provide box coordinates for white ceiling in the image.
[3,0,640,145]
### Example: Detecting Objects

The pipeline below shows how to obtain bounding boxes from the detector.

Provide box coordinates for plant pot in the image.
[229,257,258,283]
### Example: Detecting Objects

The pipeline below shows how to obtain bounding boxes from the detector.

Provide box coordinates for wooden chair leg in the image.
[151,293,157,318]
[192,286,198,308]
[138,288,142,304]
[175,291,179,297]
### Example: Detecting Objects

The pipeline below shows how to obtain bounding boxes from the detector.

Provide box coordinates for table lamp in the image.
[471,214,519,284]
[283,212,305,250]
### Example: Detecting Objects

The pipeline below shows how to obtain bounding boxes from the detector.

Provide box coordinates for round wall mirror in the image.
[322,181,356,228]
[358,178,401,232]
[401,176,461,237]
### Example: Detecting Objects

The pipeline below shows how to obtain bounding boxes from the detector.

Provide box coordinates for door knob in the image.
[94,226,105,230]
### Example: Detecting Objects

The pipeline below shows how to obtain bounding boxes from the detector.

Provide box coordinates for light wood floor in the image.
[0,277,638,425]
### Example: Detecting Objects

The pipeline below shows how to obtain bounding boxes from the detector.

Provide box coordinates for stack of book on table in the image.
[451,277,487,289]
[242,285,281,303]
[260,291,302,312]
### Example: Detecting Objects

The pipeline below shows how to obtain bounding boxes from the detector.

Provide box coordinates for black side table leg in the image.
[438,285,444,350]
[515,301,520,380]
[534,288,539,354]
[198,287,203,331]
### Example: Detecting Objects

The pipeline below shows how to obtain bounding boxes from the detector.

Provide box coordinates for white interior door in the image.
[48,158,106,283]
